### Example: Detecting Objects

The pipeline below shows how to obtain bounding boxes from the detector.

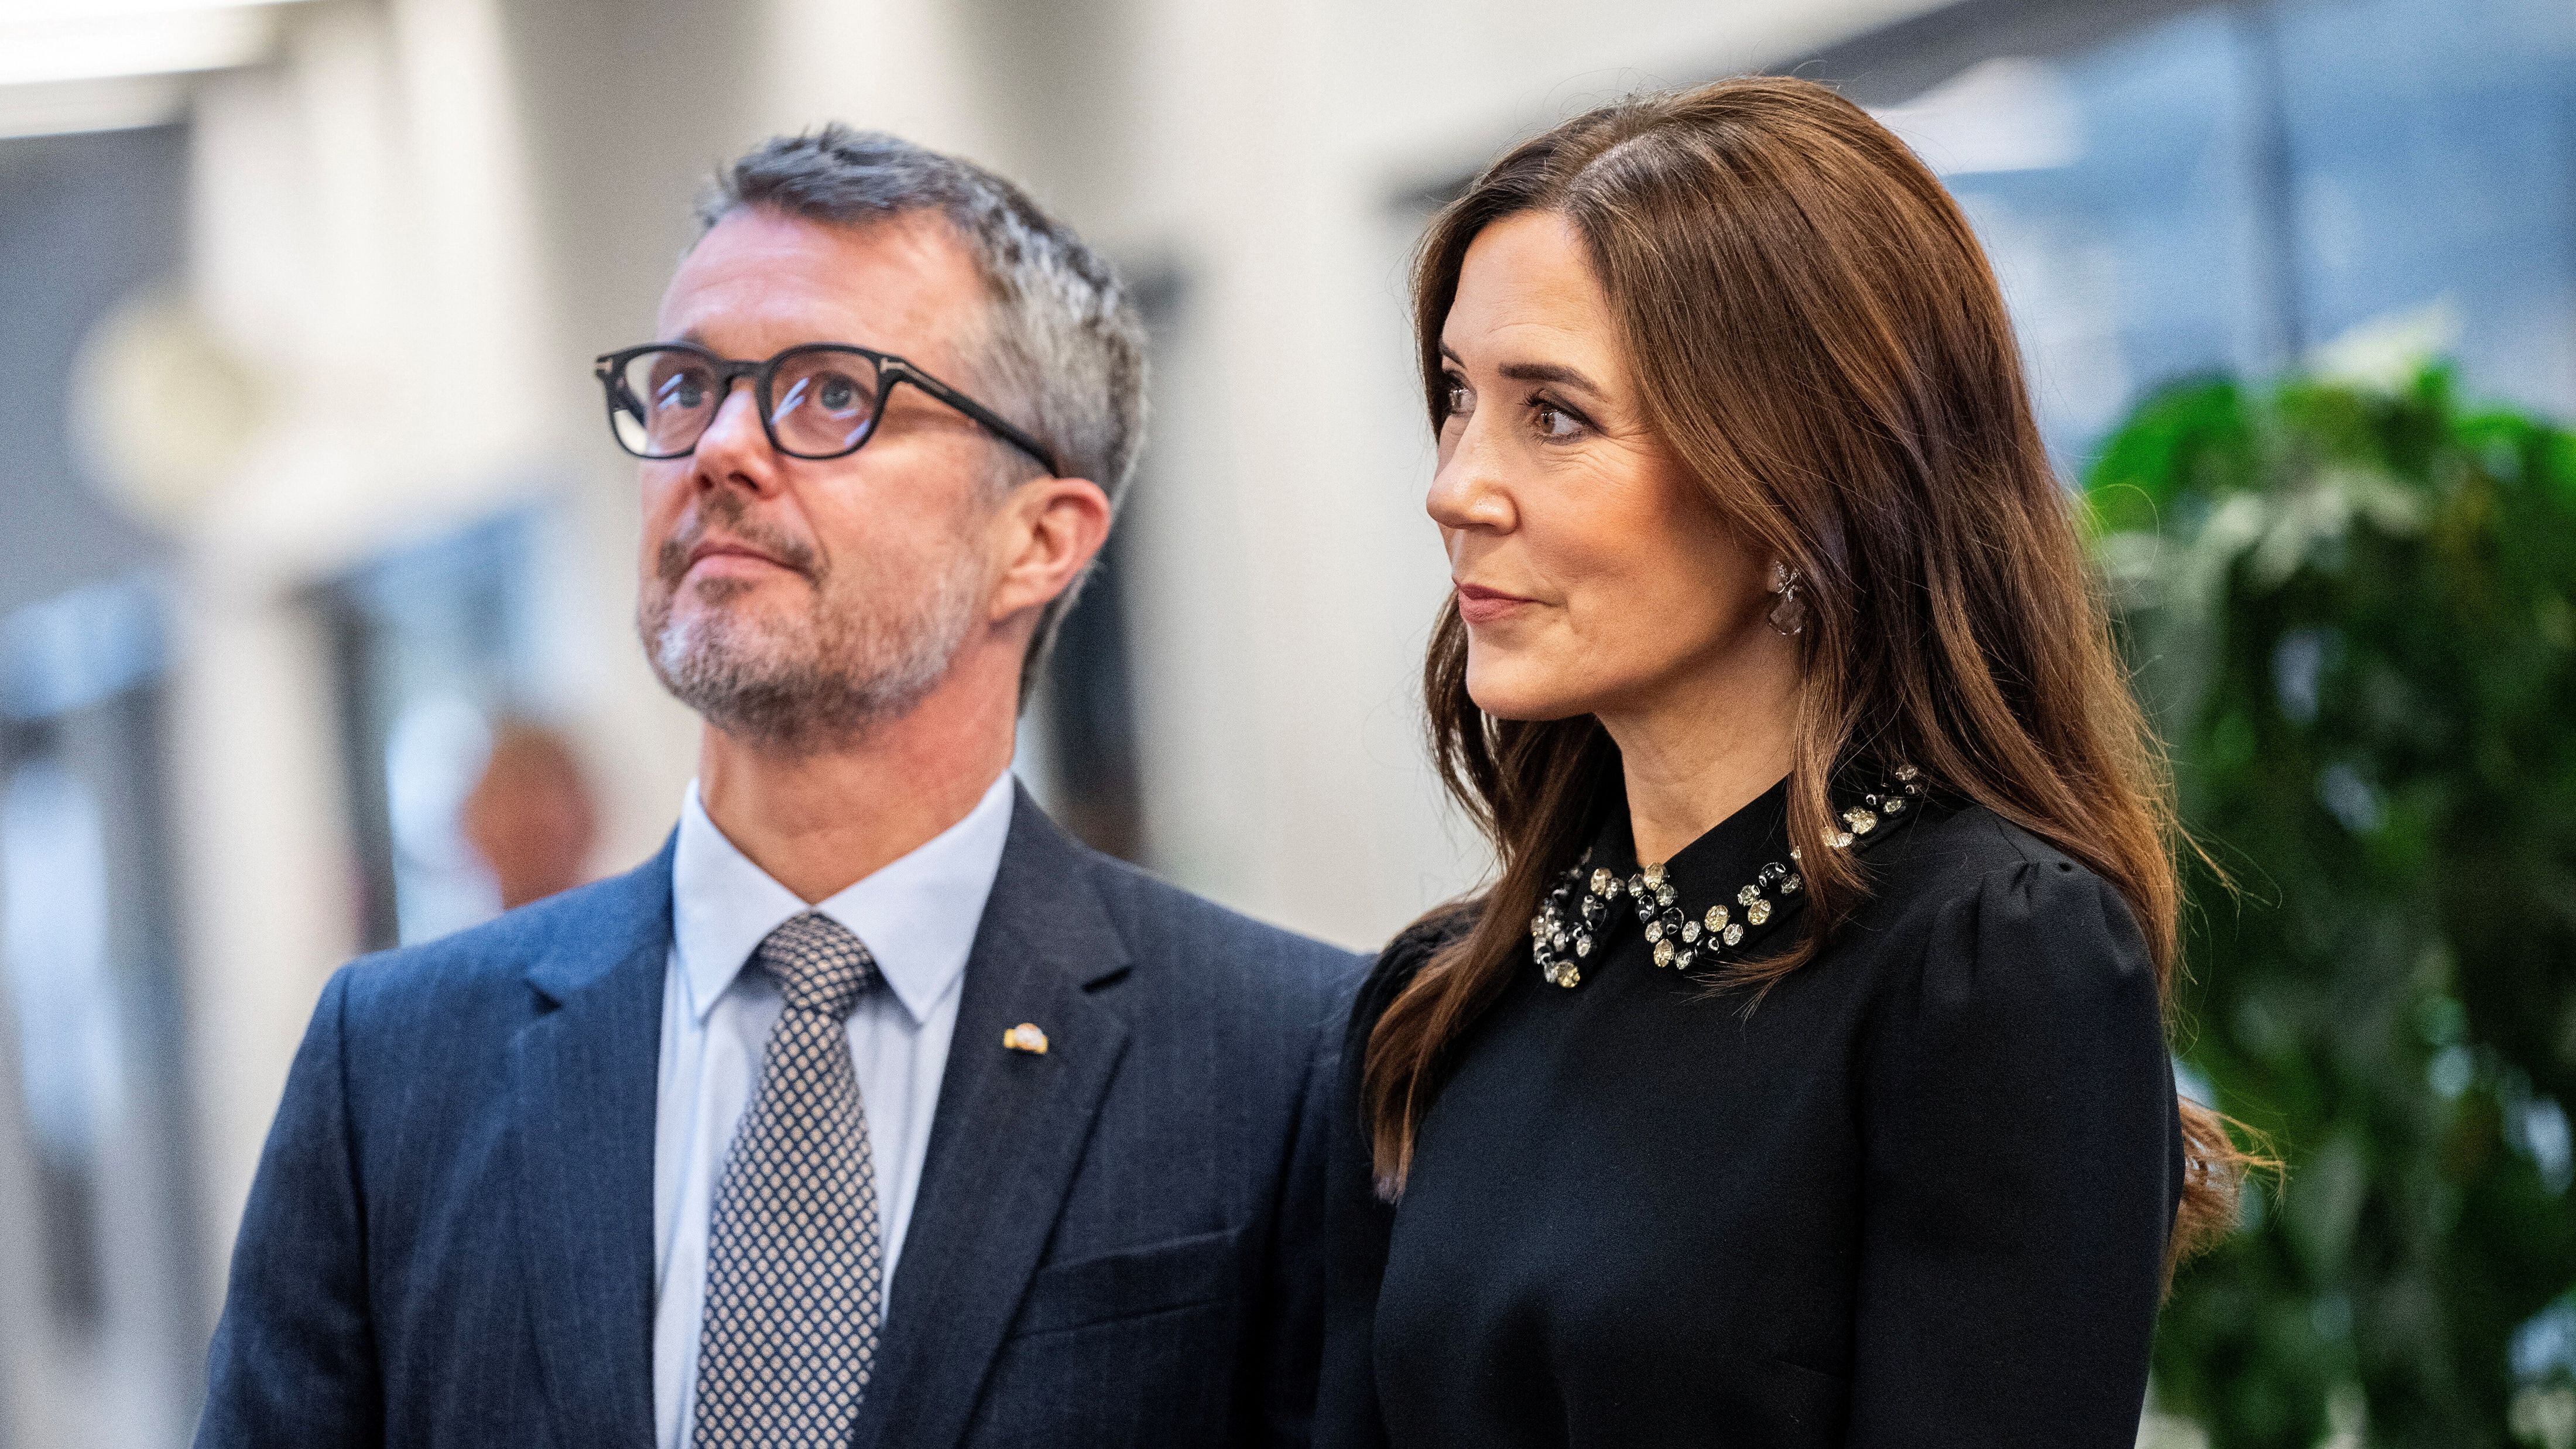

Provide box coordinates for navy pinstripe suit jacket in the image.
[198,786,1362,1448]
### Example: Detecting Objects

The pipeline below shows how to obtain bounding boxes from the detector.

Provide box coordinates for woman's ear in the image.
[987,475,1112,622]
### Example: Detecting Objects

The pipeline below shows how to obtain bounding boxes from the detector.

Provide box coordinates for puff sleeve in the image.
[1844,858,2185,1447]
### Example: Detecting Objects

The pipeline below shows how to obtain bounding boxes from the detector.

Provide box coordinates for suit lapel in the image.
[854,789,1133,1449]
[507,839,674,1449]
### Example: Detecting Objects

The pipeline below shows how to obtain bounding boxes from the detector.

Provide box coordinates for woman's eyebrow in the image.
[1498,361,1606,399]
[1440,344,1610,400]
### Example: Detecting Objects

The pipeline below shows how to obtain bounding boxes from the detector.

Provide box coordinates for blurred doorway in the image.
[1015,267,1179,866]
[0,581,204,1449]
[316,510,555,952]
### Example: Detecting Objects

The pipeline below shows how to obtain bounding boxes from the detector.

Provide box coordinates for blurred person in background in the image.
[1321,77,2259,1448]
[458,716,600,910]
[198,127,1360,1449]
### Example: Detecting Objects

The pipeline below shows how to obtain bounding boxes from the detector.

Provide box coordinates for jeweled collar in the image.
[1528,765,1927,988]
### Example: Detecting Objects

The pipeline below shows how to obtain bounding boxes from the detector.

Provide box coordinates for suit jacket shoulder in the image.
[333,852,670,1020]
[317,848,674,1131]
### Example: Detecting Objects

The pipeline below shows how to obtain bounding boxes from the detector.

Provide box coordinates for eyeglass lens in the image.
[607,348,887,459]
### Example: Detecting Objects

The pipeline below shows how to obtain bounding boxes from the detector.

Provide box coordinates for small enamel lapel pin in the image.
[1002,1022,1049,1054]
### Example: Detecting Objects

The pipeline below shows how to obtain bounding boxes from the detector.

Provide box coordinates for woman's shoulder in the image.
[1855,799,2160,1027]
[1871,798,2137,929]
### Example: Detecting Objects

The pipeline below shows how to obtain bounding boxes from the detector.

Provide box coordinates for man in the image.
[199,128,1362,1449]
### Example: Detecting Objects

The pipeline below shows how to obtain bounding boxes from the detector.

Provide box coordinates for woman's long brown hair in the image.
[1362,76,2253,1270]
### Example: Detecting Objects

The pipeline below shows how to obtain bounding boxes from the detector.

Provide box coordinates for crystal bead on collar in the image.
[1529,766,1927,988]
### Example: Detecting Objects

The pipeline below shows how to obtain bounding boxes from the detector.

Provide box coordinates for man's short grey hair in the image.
[697,125,1147,706]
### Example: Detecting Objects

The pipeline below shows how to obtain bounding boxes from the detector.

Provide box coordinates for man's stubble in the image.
[638,488,988,753]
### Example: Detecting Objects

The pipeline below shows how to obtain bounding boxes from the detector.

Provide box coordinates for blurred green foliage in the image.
[2084,365,2576,1448]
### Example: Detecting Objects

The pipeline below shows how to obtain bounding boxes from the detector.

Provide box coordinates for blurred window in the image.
[0,115,198,1444]
[1918,13,2275,455]
[317,511,542,949]
[1016,269,1176,866]
[1030,521,1147,863]
[1804,0,2576,463]
[0,576,201,1443]
[2271,0,2576,413]
[1,756,115,1323]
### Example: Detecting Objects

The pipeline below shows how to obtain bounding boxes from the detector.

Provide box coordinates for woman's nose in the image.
[1427,424,1515,534]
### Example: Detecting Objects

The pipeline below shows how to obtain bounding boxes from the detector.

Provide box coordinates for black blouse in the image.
[1319,778,2184,1449]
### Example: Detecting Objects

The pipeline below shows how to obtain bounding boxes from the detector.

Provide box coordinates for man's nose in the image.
[690,377,781,493]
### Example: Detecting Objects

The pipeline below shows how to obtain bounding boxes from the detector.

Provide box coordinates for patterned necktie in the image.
[691,912,886,1448]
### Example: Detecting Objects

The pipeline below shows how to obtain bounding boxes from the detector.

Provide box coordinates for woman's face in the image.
[1429,210,1780,725]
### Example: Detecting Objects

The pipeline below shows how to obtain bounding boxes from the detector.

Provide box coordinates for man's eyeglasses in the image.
[592,342,1060,475]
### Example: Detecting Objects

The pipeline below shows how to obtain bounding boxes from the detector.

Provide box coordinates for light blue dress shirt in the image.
[650,771,1016,1449]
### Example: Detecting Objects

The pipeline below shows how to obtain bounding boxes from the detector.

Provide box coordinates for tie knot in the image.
[752,912,882,1020]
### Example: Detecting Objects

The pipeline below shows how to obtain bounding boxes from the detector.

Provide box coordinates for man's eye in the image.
[656,375,708,411]
[817,376,859,412]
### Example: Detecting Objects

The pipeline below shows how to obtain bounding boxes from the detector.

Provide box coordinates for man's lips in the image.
[684,540,797,578]
[1455,583,1537,624]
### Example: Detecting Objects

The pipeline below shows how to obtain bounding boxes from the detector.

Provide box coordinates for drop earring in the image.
[1767,561,1807,637]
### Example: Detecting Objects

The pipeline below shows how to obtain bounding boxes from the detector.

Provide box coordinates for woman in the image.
[1321,77,2253,1448]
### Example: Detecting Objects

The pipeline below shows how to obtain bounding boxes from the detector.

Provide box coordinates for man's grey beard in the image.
[638,513,986,754]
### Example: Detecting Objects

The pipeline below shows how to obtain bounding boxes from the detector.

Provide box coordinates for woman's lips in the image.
[1455,583,1536,625]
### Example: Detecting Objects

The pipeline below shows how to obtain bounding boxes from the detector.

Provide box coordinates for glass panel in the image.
[2274,0,2576,415]
[383,694,500,946]
[320,511,554,949]
[0,574,200,1444]
[0,757,115,1324]
[1881,9,2273,464]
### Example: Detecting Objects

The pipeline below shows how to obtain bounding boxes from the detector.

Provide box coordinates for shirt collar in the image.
[1589,773,1793,893]
[670,769,1017,1026]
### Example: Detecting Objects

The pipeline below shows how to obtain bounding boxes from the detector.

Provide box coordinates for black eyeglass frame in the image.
[592,341,1061,477]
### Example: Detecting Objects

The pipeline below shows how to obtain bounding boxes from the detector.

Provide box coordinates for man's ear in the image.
[987,475,1112,622]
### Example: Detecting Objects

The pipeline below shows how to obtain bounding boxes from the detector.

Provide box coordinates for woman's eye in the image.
[1440,375,1472,420]
[1532,399,1584,440]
